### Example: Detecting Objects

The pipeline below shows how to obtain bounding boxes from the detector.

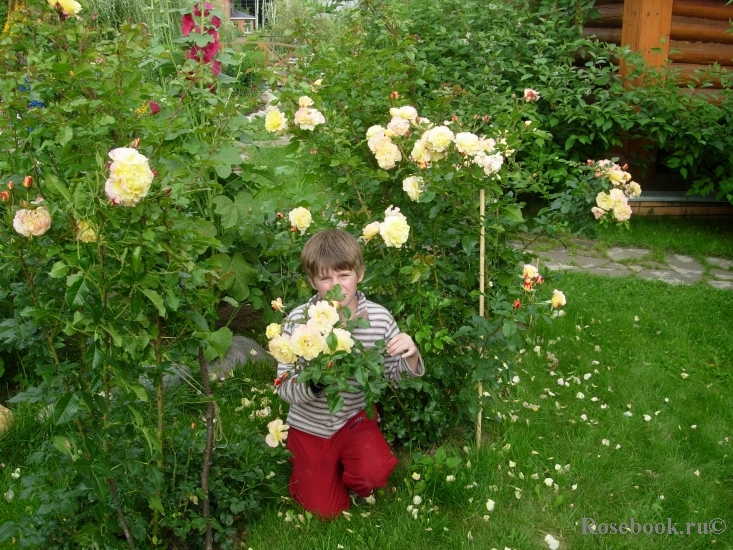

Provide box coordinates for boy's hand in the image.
[387,333,420,372]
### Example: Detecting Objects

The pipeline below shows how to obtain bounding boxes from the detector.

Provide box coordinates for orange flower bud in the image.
[513,299,522,309]
[6,181,13,190]
[22,176,33,188]
[310,148,318,155]
[291,226,297,232]
[390,91,400,99]
[130,137,141,149]
[277,212,284,219]
[0,191,9,202]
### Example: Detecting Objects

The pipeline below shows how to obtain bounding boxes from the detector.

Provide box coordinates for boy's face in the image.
[309,268,364,316]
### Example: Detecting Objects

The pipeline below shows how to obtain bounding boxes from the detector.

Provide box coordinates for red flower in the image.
[535,274,544,285]
[513,299,522,309]
[0,191,9,202]
[523,279,533,292]
[149,101,160,115]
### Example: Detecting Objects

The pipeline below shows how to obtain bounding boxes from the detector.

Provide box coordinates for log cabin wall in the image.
[583,0,733,92]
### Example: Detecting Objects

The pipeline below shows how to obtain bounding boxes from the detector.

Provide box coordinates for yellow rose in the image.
[265,323,282,339]
[75,220,97,243]
[48,0,82,15]
[307,301,340,334]
[290,325,326,361]
[387,116,411,136]
[424,125,455,152]
[265,106,288,133]
[551,289,567,308]
[373,140,402,170]
[327,327,354,354]
[288,207,312,234]
[596,191,614,211]
[454,132,481,155]
[613,203,632,222]
[267,335,298,364]
[361,221,381,243]
[268,335,296,364]
[13,206,51,237]
[627,181,642,198]
[105,148,154,207]
[298,96,314,108]
[265,418,289,448]
[522,264,537,279]
[380,206,410,248]
[402,176,425,202]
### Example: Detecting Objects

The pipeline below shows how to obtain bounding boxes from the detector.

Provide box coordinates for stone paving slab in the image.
[606,247,650,261]
[710,268,733,281]
[707,257,733,270]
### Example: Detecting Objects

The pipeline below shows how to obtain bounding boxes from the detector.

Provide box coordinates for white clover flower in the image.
[413,495,422,505]
[486,499,495,511]
[543,477,553,487]
[412,472,421,481]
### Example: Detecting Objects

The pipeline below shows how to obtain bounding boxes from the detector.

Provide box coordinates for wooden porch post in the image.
[619,0,673,84]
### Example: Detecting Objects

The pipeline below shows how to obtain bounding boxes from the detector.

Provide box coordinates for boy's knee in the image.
[345,453,397,491]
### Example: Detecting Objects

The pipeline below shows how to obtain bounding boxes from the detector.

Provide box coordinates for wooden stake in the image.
[477,188,485,448]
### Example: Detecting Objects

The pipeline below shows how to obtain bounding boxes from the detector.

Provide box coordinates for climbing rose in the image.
[13,207,51,237]
[327,327,354,354]
[591,207,605,220]
[75,220,97,242]
[596,191,614,211]
[360,221,381,243]
[290,325,326,361]
[379,206,410,248]
[288,207,312,234]
[613,203,632,222]
[306,301,340,334]
[265,323,281,339]
[402,176,426,202]
[105,148,154,207]
[293,106,325,131]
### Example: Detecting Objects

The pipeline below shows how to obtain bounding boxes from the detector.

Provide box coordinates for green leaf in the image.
[57,125,73,146]
[502,320,517,338]
[149,495,165,516]
[502,205,524,223]
[53,393,80,425]
[44,174,73,205]
[49,261,69,279]
[213,196,238,229]
[51,435,74,457]
[141,288,166,317]
[207,327,233,360]
[65,277,92,309]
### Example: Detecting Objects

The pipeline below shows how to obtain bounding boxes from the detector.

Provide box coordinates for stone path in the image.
[525,239,733,290]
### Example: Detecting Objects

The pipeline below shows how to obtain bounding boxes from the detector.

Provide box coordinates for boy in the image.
[275,228,424,518]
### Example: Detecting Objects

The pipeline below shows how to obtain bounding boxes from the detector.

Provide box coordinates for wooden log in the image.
[670,63,727,88]
[671,15,733,45]
[593,4,624,26]
[669,40,733,66]
[673,0,733,21]
[621,0,673,77]
[592,0,624,5]
[582,27,622,44]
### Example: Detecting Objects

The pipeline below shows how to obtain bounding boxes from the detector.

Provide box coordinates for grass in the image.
[594,217,733,260]
[240,273,733,550]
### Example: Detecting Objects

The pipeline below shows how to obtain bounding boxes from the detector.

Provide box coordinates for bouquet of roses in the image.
[266,285,389,416]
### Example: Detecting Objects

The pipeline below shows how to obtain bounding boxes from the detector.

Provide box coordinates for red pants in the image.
[286,408,398,519]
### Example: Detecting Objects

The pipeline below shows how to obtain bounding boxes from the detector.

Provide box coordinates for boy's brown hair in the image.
[300,228,365,280]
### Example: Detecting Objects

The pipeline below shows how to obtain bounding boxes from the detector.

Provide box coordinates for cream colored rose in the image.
[105,147,154,207]
[373,140,402,170]
[402,176,426,202]
[307,301,340,334]
[13,206,52,237]
[293,107,325,131]
[265,323,282,339]
[473,152,504,176]
[387,116,411,137]
[478,137,496,153]
[75,220,97,242]
[424,126,455,152]
[265,106,288,133]
[609,188,628,207]
[390,106,418,120]
[613,203,632,222]
[265,418,289,447]
[298,96,314,108]
[366,125,386,141]
[551,289,567,308]
[361,221,381,243]
[288,207,312,234]
[327,327,354,354]
[607,165,632,185]
[268,334,297,364]
[596,191,614,211]
[454,132,481,155]
[591,206,605,220]
[522,264,537,279]
[290,324,326,360]
[380,206,410,248]
[627,181,642,198]
[410,138,431,166]
[48,0,82,15]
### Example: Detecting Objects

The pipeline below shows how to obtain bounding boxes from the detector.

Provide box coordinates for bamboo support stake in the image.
[477,188,485,448]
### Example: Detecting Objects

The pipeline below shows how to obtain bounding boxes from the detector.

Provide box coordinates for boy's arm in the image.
[383,319,425,381]
[274,308,324,404]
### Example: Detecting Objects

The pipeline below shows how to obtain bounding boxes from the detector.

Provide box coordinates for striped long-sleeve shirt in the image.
[276,292,425,438]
